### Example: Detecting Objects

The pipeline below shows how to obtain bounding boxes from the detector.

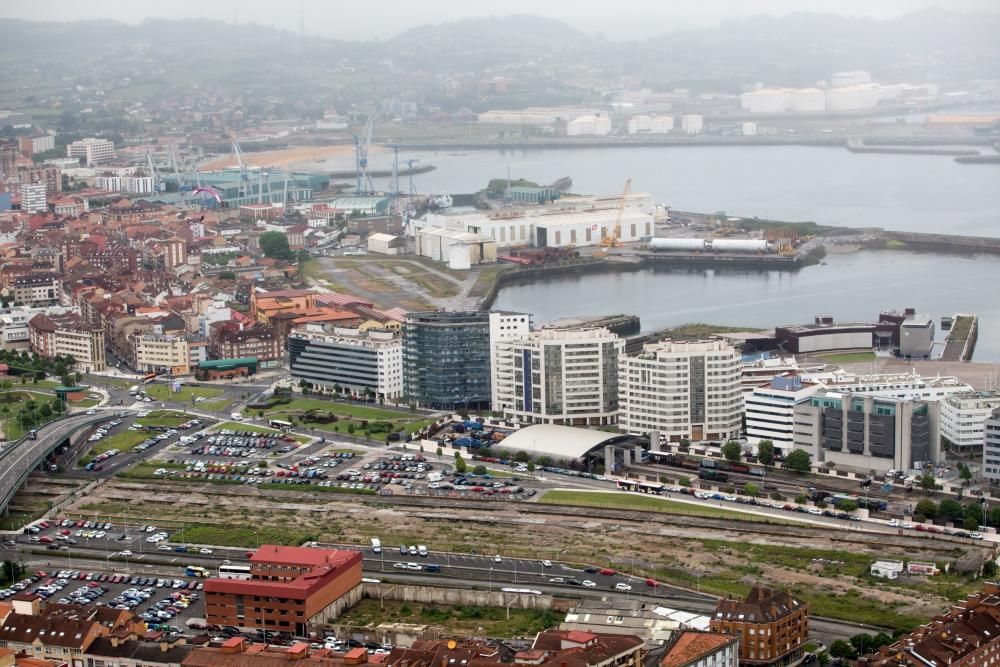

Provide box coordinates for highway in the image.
[0,411,125,514]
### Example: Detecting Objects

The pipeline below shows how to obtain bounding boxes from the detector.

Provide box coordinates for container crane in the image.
[231,140,251,198]
[352,114,377,195]
[600,178,632,249]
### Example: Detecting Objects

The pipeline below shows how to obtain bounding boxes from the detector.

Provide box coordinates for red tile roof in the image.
[661,632,736,667]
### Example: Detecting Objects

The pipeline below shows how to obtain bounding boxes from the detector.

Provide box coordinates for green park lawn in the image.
[250,397,414,421]
[79,431,148,465]
[145,384,225,404]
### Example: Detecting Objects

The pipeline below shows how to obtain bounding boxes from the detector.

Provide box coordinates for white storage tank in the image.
[707,239,772,253]
[593,115,611,135]
[741,122,757,136]
[567,116,596,136]
[628,115,651,134]
[681,114,704,135]
[740,89,787,113]
[790,88,826,112]
[650,115,673,133]
[649,238,707,252]
[826,86,866,111]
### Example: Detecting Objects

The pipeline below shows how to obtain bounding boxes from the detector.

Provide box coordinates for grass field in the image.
[539,490,790,523]
[145,384,225,404]
[815,351,877,364]
[136,415,188,428]
[80,431,148,465]
[336,599,559,637]
[254,398,413,421]
[171,524,317,549]
[197,399,231,411]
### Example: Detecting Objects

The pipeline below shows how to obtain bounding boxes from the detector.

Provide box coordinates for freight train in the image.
[646,451,765,477]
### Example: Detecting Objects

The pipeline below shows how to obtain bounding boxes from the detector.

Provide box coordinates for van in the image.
[370,538,382,554]
[417,545,428,557]
[230,412,243,422]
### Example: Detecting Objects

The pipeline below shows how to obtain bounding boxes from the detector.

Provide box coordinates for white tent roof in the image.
[498,424,628,460]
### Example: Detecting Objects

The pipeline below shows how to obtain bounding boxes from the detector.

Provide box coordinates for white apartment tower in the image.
[489,311,532,411]
[745,373,821,454]
[940,391,1000,454]
[66,137,115,165]
[619,339,743,442]
[493,326,624,426]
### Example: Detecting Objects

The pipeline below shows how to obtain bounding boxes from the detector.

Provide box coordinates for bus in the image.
[268,419,293,430]
[185,565,209,578]
[217,564,252,580]
[616,479,664,495]
[142,372,158,384]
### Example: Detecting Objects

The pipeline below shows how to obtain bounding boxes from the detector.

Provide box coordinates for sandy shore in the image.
[199,144,384,171]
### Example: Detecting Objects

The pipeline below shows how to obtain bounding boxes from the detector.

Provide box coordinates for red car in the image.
[914,524,927,532]
[599,568,617,576]
[645,579,661,588]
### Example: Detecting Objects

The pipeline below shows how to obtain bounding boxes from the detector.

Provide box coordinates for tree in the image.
[454,455,467,474]
[920,473,937,492]
[964,515,980,531]
[785,449,811,473]
[678,477,691,487]
[794,494,807,505]
[721,440,741,462]
[990,506,1000,527]
[839,500,858,513]
[678,438,690,451]
[915,498,938,519]
[743,482,760,497]
[938,499,965,522]
[1,560,24,586]
[259,231,294,260]
[218,271,237,280]
[526,462,535,475]
[50,398,64,414]
[757,440,775,467]
[473,464,487,476]
[514,451,530,463]
[829,640,857,660]
[436,446,442,458]
[960,465,973,485]
[850,634,879,657]
[39,402,52,419]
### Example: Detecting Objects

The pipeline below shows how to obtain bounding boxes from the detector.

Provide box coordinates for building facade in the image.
[132,333,192,376]
[28,312,106,372]
[489,311,532,412]
[792,392,940,474]
[19,134,55,156]
[208,321,284,368]
[12,275,60,307]
[710,586,808,666]
[493,326,624,426]
[289,328,403,400]
[20,183,47,213]
[204,545,362,636]
[66,138,114,165]
[940,392,1000,454]
[745,373,821,454]
[660,631,739,667]
[983,408,1000,485]
[403,311,492,410]
[619,340,742,443]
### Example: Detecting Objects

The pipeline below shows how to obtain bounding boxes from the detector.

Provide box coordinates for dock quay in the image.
[941,315,978,362]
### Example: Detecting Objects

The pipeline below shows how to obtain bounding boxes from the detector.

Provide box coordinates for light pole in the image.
[489,567,493,592]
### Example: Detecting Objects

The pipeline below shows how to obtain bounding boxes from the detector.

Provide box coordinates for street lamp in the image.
[489,567,493,592]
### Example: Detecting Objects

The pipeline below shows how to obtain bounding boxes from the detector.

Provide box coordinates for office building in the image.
[619,340,742,443]
[489,311,532,411]
[289,327,403,400]
[792,391,939,474]
[983,408,1000,485]
[20,183,47,212]
[940,391,1000,454]
[28,312,106,372]
[493,326,624,426]
[745,373,821,455]
[66,137,115,165]
[204,545,362,636]
[403,311,491,410]
[710,586,808,666]
[132,333,192,376]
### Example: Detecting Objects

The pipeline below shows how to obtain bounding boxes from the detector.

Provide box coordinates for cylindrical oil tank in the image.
[740,89,787,113]
[790,88,826,112]
[707,239,772,253]
[649,238,707,252]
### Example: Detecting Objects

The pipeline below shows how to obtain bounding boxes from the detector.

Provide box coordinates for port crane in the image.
[353,114,377,195]
[231,140,252,198]
[600,178,632,250]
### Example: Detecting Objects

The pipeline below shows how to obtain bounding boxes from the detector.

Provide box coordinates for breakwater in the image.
[881,231,1000,254]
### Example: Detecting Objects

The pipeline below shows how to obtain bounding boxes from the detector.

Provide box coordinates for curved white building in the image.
[790,88,826,112]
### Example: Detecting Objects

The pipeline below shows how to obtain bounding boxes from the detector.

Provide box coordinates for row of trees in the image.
[913,496,994,528]
[719,438,811,473]
[0,349,77,380]
[829,631,897,660]
[2,396,66,433]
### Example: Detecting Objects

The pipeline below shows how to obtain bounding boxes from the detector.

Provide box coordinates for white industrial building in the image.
[826,84,880,111]
[939,391,1000,454]
[493,326,624,426]
[489,311,533,411]
[414,227,497,269]
[619,339,743,443]
[416,192,655,250]
[744,373,822,454]
[680,114,704,134]
[627,115,674,134]
[741,122,757,136]
[367,232,404,255]
[567,115,612,136]
[477,107,602,126]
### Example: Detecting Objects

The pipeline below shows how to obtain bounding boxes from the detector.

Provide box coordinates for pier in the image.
[941,315,978,362]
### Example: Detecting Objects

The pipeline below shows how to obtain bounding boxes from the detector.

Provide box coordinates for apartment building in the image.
[619,339,743,443]
[132,333,192,376]
[208,321,284,368]
[710,586,808,666]
[12,275,60,307]
[66,137,114,165]
[983,408,1000,485]
[289,327,403,400]
[493,326,624,426]
[19,183,47,213]
[661,631,739,667]
[19,134,55,156]
[792,391,939,474]
[745,373,821,455]
[529,630,645,667]
[28,312,106,372]
[489,311,532,411]
[940,391,1000,454]
[403,311,492,410]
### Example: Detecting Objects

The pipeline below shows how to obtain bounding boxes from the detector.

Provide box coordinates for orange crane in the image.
[600,178,632,249]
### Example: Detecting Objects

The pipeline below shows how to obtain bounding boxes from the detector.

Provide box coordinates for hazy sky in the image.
[4,0,997,39]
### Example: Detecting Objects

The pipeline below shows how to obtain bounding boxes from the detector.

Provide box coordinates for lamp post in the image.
[489,567,493,592]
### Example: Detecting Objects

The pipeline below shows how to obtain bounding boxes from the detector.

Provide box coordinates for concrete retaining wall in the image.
[361,582,554,610]
[311,583,364,624]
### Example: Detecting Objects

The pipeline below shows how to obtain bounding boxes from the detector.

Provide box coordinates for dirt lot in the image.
[200,144,382,171]
[65,476,996,632]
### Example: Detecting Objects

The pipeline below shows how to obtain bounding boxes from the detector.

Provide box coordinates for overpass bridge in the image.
[0,410,131,516]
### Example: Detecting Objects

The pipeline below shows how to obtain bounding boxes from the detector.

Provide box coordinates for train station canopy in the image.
[498,424,633,461]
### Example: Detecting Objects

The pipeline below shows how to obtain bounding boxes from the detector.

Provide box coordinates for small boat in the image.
[428,194,453,209]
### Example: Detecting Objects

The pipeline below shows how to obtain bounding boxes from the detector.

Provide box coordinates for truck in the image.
[230,412,243,422]
[370,538,382,554]
[129,386,140,396]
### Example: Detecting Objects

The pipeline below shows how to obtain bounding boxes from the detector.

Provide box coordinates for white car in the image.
[392,562,408,570]
[807,508,823,515]
[888,519,900,527]
[157,544,172,551]
[541,560,552,568]
[199,548,212,555]
[493,554,502,563]
[582,580,597,587]
[119,550,133,557]
[86,410,97,415]
[405,562,422,571]
[970,532,984,540]
[614,582,632,592]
